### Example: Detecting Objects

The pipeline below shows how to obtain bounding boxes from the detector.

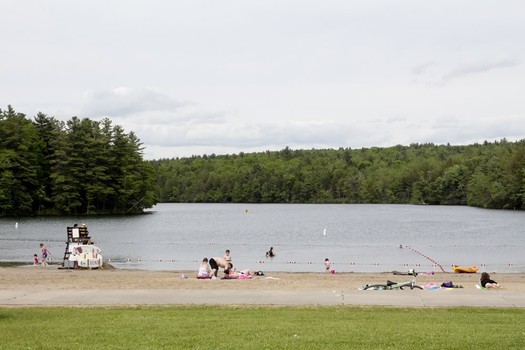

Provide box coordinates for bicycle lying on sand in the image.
[362,278,423,290]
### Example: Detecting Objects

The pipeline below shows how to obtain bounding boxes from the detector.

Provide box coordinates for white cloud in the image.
[412,58,520,87]
[82,87,186,117]
[439,59,520,85]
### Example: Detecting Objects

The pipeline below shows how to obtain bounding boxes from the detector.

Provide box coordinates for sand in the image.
[2,266,524,292]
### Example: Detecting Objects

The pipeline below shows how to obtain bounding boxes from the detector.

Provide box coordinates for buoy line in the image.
[405,245,446,272]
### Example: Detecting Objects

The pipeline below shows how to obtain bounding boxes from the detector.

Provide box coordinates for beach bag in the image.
[255,271,265,276]
[441,281,454,288]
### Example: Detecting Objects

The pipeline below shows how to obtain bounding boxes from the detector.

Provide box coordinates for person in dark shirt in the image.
[480,272,501,288]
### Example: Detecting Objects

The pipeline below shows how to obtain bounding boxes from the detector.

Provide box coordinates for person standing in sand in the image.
[209,257,230,279]
[224,249,232,264]
[324,258,332,273]
[39,243,49,269]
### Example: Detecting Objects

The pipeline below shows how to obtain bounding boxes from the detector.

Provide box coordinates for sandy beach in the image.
[0,266,525,291]
[2,266,525,307]
[2,265,525,291]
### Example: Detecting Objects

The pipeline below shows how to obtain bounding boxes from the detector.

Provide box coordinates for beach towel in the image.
[422,283,440,290]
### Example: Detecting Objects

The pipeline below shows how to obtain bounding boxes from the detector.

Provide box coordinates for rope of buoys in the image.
[405,245,446,272]
[105,258,427,266]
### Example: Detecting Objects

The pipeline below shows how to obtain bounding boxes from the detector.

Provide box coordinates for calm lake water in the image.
[1,203,524,273]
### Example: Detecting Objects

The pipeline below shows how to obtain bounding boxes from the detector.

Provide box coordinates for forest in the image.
[151,140,525,210]
[2,105,524,216]
[0,106,157,216]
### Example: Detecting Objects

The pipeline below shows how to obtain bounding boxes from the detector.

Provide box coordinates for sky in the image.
[1,1,524,160]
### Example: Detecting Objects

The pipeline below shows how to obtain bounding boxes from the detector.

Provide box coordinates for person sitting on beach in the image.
[480,272,502,288]
[209,256,230,279]
[197,258,211,279]
[266,247,275,258]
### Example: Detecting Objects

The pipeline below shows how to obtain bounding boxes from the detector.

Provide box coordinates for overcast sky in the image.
[1,1,524,159]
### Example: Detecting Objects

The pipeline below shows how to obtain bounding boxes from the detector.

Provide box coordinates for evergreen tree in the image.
[1,105,157,216]
[33,112,63,213]
[0,106,42,215]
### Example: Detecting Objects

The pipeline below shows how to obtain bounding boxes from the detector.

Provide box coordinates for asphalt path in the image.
[1,288,524,308]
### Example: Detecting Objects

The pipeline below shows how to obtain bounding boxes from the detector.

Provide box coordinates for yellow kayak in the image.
[453,265,479,273]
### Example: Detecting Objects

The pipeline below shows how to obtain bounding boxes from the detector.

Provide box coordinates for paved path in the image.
[1,288,524,308]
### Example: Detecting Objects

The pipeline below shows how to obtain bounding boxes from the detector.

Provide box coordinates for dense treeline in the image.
[0,106,157,216]
[3,105,524,215]
[152,140,525,210]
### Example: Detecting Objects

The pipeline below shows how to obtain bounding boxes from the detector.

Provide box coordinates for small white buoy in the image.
[323,228,327,236]
[15,222,18,229]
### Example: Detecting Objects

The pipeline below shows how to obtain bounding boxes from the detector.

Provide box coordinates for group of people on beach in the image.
[33,243,50,269]
[197,249,257,279]
[32,235,504,289]
[33,239,505,292]
[196,246,337,278]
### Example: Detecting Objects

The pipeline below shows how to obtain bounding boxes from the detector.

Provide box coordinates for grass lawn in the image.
[1,306,524,349]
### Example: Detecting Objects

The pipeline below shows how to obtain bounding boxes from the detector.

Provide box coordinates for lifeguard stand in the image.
[62,225,91,268]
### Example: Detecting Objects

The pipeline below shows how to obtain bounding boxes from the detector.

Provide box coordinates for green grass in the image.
[1,306,524,349]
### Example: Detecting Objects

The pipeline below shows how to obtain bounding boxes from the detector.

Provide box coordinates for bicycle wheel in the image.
[400,285,423,290]
[363,284,388,290]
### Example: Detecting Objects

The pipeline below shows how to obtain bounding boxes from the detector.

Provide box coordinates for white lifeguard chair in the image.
[62,225,103,269]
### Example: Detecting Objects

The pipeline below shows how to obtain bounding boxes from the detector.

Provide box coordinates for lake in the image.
[1,203,524,273]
